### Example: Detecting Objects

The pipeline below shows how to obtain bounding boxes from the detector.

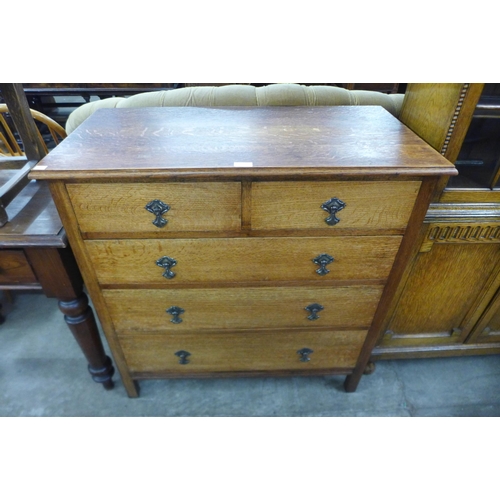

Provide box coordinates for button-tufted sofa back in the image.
[65,83,405,134]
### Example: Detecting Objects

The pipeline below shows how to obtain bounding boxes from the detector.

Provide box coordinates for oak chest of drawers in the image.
[31,106,455,397]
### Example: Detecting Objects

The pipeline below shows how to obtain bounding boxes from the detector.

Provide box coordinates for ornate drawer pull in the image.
[313,253,334,275]
[145,199,171,228]
[321,197,346,226]
[305,303,324,320]
[166,306,185,324]
[156,256,177,279]
[175,350,191,364]
[297,348,314,362]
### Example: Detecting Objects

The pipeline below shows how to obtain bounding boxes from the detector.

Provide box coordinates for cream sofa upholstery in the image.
[65,83,405,134]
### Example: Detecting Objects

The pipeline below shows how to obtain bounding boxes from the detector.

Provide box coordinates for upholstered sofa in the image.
[65,84,405,134]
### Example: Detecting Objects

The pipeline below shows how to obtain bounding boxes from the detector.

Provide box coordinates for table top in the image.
[31,106,456,180]
[0,181,65,248]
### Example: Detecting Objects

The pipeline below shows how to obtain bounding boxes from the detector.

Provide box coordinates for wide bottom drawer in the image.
[118,330,368,374]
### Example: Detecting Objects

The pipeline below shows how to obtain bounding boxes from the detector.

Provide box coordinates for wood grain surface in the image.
[119,330,368,373]
[0,250,37,284]
[251,180,421,231]
[382,243,500,343]
[85,236,402,285]
[103,285,384,332]
[30,107,455,180]
[67,181,241,233]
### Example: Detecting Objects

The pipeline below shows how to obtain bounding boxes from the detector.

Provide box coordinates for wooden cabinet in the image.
[373,83,500,360]
[31,106,454,396]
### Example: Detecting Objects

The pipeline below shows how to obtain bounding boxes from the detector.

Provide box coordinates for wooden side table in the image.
[0,179,115,389]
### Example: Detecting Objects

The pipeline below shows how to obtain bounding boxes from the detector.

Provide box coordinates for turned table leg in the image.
[25,246,115,390]
[58,294,114,389]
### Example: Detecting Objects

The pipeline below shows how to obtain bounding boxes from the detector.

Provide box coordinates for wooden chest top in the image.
[31,106,455,180]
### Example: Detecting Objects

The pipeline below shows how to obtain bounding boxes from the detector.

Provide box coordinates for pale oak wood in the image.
[400,83,484,165]
[251,180,421,231]
[31,107,455,395]
[379,239,500,347]
[345,177,442,391]
[85,236,402,285]
[67,182,242,233]
[103,285,384,332]
[467,287,500,344]
[119,330,368,374]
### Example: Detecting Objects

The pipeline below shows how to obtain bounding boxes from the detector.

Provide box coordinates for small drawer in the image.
[0,250,37,285]
[251,180,421,231]
[118,330,368,374]
[104,285,383,332]
[67,182,242,234]
[86,235,402,285]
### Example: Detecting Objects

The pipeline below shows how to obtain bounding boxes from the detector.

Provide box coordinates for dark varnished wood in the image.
[0,181,65,247]
[0,180,115,390]
[31,107,455,180]
[48,181,139,397]
[0,82,45,225]
[0,83,115,392]
[0,83,46,161]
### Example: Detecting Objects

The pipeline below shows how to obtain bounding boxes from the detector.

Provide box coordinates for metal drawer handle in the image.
[166,306,185,324]
[313,253,334,275]
[321,197,346,226]
[145,199,171,228]
[156,256,177,279]
[297,348,314,362]
[305,303,324,321]
[175,350,191,364]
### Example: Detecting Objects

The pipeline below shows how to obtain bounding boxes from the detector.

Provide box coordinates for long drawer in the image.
[104,285,384,332]
[251,180,421,231]
[119,330,368,374]
[86,236,402,285]
[67,182,242,233]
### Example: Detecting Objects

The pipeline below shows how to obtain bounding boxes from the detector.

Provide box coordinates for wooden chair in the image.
[0,95,67,226]
[0,103,66,156]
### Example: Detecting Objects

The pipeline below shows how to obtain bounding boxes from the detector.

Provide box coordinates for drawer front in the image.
[67,182,242,233]
[119,330,368,373]
[86,236,402,285]
[104,285,384,332]
[251,181,421,231]
[0,250,37,284]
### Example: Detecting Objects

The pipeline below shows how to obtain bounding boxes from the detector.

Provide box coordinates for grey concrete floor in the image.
[1,290,500,417]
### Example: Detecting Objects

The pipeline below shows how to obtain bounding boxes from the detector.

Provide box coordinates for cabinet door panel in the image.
[466,286,500,344]
[380,243,500,347]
